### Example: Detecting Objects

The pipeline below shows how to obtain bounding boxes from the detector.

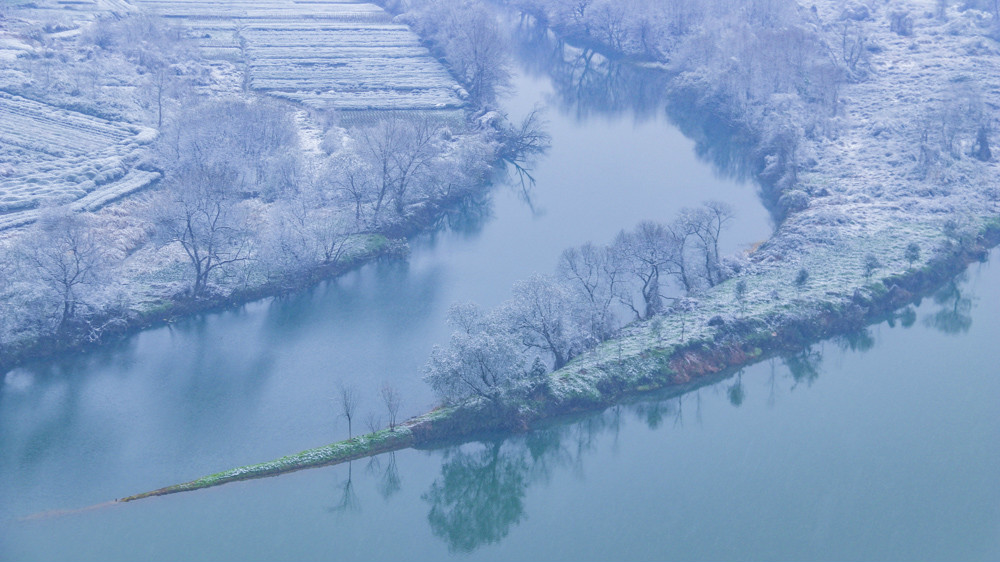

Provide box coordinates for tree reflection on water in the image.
[318,257,988,554]
[509,15,757,185]
[423,441,529,553]
[925,274,974,335]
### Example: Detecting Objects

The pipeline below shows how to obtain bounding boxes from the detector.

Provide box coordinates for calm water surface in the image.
[4,26,996,562]
[3,253,999,560]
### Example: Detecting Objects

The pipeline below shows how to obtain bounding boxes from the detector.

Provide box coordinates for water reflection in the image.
[727,370,746,407]
[782,345,823,388]
[261,258,444,342]
[398,258,997,555]
[410,342,845,553]
[371,451,402,500]
[509,16,758,184]
[511,19,669,122]
[330,461,360,514]
[924,273,974,335]
[836,328,876,354]
[423,441,529,553]
[432,191,497,239]
[886,305,917,329]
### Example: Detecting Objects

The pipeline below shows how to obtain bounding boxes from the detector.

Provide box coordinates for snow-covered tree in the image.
[501,274,584,370]
[424,302,532,404]
[611,221,680,320]
[20,208,110,327]
[150,165,254,297]
[558,242,621,342]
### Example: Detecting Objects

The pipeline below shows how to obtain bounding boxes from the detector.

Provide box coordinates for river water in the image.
[3,25,997,562]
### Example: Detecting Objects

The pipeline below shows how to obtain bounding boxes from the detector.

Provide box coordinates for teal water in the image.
[3,21,997,562]
[3,253,998,561]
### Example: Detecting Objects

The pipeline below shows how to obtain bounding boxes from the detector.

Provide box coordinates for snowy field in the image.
[0,0,465,229]
[0,92,159,228]
[131,0,467,111]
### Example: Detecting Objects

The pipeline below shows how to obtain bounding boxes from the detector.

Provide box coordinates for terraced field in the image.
[133,0,467,112]
[0,92,159,228]
[0,0,464,230]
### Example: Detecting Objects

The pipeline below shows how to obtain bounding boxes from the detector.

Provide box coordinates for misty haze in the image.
[1,0,999,560]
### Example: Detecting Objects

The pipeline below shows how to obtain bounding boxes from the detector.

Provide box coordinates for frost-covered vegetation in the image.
[424,202,737,405]
[131,0,466,112]
[112,0,1000,505]
[0,0,541,368]
[413,0,1000,410]
[386,0,514,107]
[456,0,1000,413]
[0,92,158,217]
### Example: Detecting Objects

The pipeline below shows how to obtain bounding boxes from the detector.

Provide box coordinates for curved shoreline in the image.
[115,0,1000,501]
[0,179,497,374]
[118,218,999,502]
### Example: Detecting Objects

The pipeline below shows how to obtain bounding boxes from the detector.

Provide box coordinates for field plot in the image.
[133,0,467,111]
[0,92,158,224]
[0,0,134,23]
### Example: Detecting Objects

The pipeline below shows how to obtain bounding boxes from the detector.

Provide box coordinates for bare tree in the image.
[364,411,382,434]
[259,196,353,281]
[21,208,108,328]
[503,274,580,370]
[592,2,627,51]
[150,100,303,295]
[337,383,359,440]
[156,100,299,199]
[665,214,699,293]
[499,108,552,190]
[689,201,735,286]
[841,21,868,74]
[450,5,512,106]
[151,166,253,296]
[404,0,512,106]
[326,150,372,227]
[349,116,439,225]
[379,382,402,431]
[558,242,620,342]
[611,221,679,320]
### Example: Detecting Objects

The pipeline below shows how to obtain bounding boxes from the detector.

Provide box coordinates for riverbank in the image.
[119,216,999,501]
[0,168,512,373]
[1,0,525,374]
[116,0,1000,500]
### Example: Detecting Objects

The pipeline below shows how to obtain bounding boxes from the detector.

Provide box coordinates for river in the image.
[3,24,997,562]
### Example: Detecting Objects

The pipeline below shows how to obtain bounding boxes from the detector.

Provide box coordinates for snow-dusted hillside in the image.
[131,0,467,111]
[0,0,467,230]
[0,92,158,222]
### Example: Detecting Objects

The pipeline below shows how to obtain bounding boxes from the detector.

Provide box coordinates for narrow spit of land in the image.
[114,0,999,501]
